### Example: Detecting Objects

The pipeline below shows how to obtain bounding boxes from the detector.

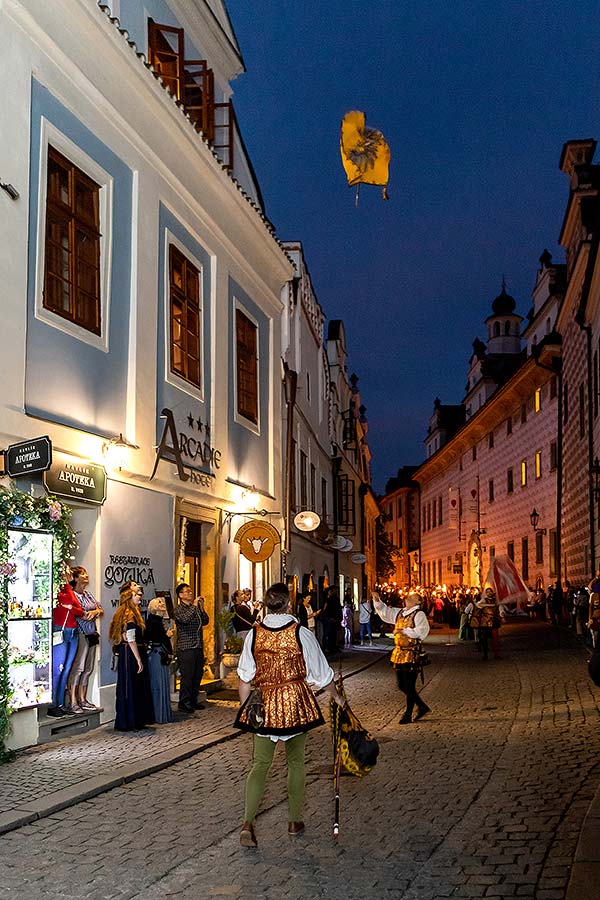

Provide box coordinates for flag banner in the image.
[340,110,390,199]
[448,487,458,530]
[484,555,530,609]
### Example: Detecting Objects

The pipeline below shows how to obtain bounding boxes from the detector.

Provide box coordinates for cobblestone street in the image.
[1,622,598,900]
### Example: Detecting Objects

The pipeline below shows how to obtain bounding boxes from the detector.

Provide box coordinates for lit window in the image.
[169,245,201,388]
[535,388,542,413]
[44,146,101,335]
[535,451,542,479]
[521,459,527,486]
[236,308,258,424]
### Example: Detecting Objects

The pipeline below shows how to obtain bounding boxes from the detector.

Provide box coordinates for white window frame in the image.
[233,296,261,435]
[163,228,205,402]
[35,118,113,353]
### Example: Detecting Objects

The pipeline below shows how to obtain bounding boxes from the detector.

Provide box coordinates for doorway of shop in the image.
[184,520,204,597]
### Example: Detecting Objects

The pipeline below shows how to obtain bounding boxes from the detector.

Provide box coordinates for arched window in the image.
[504,321,510,335]
[546,317,551,334]
[493,321,500,337]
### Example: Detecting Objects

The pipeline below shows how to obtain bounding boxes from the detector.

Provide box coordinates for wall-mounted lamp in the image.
[241,486,260,510]
[529,508,547,536]
[1,180,19,201]
[591,458,600,504]
[102,433,137,470]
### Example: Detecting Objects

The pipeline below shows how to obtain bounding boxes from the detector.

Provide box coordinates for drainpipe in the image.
[532,349,563,585]
[575,317,596,573]
[332,452,342,583]
[282,364,297,581]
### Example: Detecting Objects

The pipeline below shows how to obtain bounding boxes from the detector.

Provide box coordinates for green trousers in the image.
[244,732,307,824]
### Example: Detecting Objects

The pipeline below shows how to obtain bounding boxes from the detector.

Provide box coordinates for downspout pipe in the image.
[532,350,563,585]
[282,364,297,581]
[575,318,596,573]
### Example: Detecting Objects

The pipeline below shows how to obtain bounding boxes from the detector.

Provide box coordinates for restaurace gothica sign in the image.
[44,453,107,505]
[150,407,221,486]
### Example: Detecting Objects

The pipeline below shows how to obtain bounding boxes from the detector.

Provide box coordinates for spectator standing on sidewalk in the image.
[373,590,431,724]
[174,584,209,713]
[358,596,373,645]
[146,596,174,724]
[342,600,354,648]
[48,579,85,717]
[66,566,103,714]
[109,582,155,731]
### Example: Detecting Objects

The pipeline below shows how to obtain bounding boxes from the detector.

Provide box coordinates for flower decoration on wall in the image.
[0,485,78,763]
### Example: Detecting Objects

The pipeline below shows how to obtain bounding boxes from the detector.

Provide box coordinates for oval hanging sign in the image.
[234,520,280,563]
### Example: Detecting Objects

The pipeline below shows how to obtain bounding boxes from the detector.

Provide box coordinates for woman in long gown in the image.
[145,597,174,724]
[109,581,155,731]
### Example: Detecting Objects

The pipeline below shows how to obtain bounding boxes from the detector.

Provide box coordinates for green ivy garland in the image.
[0,485,77,763]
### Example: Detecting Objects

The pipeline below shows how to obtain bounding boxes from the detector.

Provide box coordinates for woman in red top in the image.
[48,579,85,717]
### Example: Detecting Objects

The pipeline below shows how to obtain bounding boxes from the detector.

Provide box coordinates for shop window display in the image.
[7,529,53,709]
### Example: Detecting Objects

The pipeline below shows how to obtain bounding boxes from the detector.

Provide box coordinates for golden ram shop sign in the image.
[234,520,280,563]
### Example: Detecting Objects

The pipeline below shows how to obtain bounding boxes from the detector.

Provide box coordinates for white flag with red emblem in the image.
[484,555,529,608]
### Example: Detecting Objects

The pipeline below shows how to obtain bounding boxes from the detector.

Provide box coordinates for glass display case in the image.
[7,528,53,710]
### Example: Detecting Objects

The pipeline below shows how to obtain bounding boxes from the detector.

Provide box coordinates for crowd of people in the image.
[49,571,209,730]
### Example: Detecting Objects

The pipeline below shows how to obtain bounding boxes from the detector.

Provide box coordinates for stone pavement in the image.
[0,645,383,834]
[1,623,599,900]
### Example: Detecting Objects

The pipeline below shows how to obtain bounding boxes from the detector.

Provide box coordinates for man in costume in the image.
[235,582,343,847]
[373,590,430,724]
[472,586,501,660]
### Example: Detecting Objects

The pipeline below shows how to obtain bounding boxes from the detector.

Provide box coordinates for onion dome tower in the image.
[484,279,523,355]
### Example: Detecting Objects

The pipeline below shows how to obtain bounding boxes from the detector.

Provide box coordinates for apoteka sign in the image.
[5,436,52,477]
[234,520,280,563]
[44,453,107,505]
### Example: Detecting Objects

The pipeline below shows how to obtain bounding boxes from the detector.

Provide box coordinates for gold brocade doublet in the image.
[236,622,324,735]
[391,611,419,667]
[473,604,498,629]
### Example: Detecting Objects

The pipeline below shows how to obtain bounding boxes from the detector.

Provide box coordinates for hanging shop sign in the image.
[150,407,221,485]
[4,436,52,478]
[44,453,107,505]
[234,520,280,563]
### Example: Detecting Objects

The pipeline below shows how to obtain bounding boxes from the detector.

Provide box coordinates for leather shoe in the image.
[194,702,206,710]
[399,714,412,724]
[288,821,305,836]
[240,821,257,847]
[177,704,194,713]
[414,705,431,721]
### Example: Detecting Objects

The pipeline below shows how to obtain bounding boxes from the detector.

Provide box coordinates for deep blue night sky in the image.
[225,0,600,492]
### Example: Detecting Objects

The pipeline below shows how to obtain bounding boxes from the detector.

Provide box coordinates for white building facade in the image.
[0,0,292,749]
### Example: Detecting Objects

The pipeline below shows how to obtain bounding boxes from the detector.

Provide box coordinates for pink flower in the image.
[0,562,17,577]
[48,501,62,522]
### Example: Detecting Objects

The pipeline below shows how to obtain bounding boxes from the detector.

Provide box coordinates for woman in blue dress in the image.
[109,581,155,731]
[145,597,174,724]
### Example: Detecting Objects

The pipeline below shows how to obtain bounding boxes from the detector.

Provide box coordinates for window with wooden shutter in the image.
[169,245,201,389]
[236,309,258,424]
[148,19,184,99]
[43,146,101,335]
[148,19,233,169]
[337,474,355,531]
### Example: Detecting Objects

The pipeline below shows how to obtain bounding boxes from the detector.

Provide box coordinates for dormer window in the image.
[148,18,233,170]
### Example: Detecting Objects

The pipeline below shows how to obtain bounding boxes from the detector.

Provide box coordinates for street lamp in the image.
[529,508,547,536]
